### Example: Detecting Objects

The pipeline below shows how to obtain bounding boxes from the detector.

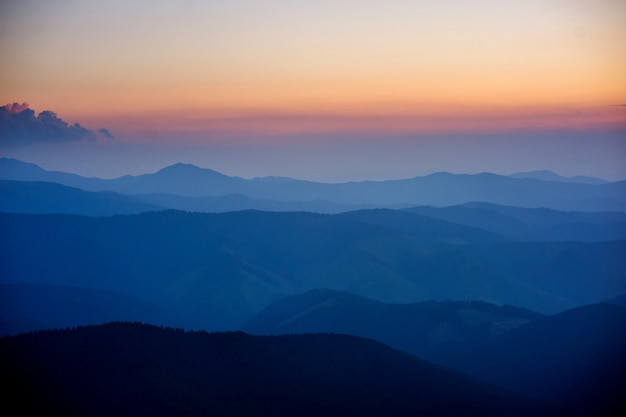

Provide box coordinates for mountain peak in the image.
[155,163,224,177]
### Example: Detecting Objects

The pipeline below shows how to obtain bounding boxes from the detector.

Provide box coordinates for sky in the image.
[1,0,625,181]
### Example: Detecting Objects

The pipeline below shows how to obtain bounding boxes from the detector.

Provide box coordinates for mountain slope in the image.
[603,293,626,307]
[133,192,364,214]
[0,180,163,216]
[242,289,543,363]
[407,202,626,241]
[1,210,624,331]
[243,291,626,413]
[0,209,502,329]
[1,322,558,417]
[0,158,100,187]
[0,177,362,215]
[446,303,626,413]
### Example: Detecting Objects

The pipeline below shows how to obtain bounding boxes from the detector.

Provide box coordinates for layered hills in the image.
[2,209,624,333]
[0,180,161,216]
[243,290,626,413]
[3,177,625,243]
[242,289,543,363]
[2,158,625,415]
[0,322,559,417]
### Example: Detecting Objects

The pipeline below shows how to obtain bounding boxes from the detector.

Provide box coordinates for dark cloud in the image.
[98,128,115,139]
[0,102,112,146]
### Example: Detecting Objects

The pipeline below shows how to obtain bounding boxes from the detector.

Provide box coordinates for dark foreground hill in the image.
[1,322,557,417]
[242,289,543,363]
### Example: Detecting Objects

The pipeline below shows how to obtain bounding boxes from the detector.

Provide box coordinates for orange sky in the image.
[1,0,625,135]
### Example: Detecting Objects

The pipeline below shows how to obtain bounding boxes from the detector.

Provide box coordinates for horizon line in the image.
[0,157,617,184]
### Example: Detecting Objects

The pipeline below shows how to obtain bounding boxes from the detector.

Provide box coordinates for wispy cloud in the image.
[97,103,626,138]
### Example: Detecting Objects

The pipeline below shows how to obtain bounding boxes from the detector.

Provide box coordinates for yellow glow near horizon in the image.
[1,0,624,132]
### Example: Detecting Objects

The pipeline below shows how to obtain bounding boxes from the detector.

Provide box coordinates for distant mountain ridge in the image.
[2,177,625,242]
[2,158,625,211]
[509,170,608,184]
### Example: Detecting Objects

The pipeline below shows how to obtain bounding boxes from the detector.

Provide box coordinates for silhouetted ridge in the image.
[509,170,608,184]
[1,322,557,417]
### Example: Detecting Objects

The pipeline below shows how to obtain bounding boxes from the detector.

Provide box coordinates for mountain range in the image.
[2,157,625,415]
[2,158,625,212]
[2,161,624,343]
[2,209,624,334]
[508,170,608,184]
[3,178,625,243]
